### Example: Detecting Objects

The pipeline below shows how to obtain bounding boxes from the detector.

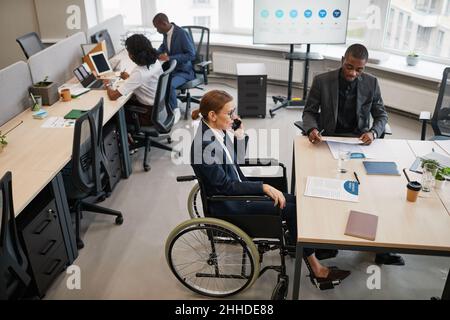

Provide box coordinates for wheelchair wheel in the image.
[166,218,260,298]
[187,183,203,218]
[271,276,288,300]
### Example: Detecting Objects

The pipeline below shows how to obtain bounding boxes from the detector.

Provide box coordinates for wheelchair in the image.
[165,159,341,299]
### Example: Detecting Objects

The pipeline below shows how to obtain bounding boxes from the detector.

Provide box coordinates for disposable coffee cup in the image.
[406,181,421,202]
[61,88,71,102]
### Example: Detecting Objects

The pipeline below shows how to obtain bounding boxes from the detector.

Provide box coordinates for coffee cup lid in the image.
[407,181,422,191]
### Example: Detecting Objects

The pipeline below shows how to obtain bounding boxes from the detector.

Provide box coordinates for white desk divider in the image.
[87,15,125,54]
[28,32,86,87]
[0,61,33,126]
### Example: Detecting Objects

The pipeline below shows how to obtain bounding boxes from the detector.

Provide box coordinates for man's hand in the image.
[158,53,170,62]
[308,129,323,144]
[120,71,130,80]
[263,184,286,209]
[359,131,375,145]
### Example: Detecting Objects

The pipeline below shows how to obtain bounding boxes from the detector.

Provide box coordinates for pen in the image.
[319,129,324,136]
[353,171,360,185]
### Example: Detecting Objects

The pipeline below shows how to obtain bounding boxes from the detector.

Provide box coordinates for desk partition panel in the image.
[87,15,125,55]
[0,61,33,126]
[28,32,86,87]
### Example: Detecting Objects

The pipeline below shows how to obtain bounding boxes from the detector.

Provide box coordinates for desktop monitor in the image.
[89,51,113,76]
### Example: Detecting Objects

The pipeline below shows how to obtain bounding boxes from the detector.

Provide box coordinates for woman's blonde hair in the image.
[191,90,233,120]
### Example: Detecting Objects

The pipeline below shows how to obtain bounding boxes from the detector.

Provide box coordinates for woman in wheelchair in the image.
[190,90,351,284]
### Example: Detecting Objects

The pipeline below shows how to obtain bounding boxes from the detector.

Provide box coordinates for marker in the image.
[353,171,361,185]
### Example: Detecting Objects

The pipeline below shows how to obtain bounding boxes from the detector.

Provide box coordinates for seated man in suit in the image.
[153,13,196,124]
[302,43,404,266]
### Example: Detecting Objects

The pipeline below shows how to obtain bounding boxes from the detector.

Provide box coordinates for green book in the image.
[64,109,87,119]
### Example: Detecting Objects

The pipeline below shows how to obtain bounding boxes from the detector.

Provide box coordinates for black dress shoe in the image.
[315,249,338,260]
[315,266,351,283]
[375,253,405,266]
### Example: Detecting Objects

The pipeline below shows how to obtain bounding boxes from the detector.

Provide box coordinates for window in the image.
[97,0,142,26]
[193,0,210,4]
[435,30,445,55]
[415,0,439,14]
[232,0,253,31]
[193,16,211,28]
[155,0,219,30]
[446,0,450,15]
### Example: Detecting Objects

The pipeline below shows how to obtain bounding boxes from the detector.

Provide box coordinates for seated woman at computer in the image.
[190,89,351,283]
[104,34,163,126]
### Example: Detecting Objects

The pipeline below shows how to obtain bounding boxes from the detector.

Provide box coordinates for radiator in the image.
[212,51,304,83]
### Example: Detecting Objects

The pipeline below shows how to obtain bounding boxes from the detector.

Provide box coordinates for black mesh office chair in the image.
[420,67,450,140]
[16,32,45,59]
[126,60,180,172]
[177,26,212,119]
[63,98,123,249]
[90,29,115,59]
[0,171,31,300]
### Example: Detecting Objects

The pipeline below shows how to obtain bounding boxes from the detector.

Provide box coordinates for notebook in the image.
[363,161,400,175]
[345,210,378,241]
[64,109,87,119]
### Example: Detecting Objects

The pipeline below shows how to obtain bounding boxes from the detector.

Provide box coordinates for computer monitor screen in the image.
[89,51,112,76]
[253,0,350,44]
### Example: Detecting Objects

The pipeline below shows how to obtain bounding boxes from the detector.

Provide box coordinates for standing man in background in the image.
[153,13,196,123]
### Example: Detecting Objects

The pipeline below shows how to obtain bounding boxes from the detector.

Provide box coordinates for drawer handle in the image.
[34,219,51,235]
[40,240,57,256]
[45,259,62,275]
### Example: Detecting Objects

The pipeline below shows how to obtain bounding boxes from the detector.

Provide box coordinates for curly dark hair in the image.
[125,34,159,68]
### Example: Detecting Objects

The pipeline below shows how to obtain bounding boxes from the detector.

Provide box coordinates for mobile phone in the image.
[232,118,242,131]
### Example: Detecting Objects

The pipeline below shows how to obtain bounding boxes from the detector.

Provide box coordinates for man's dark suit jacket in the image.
[157,23,196,80]
[302,68,388,137]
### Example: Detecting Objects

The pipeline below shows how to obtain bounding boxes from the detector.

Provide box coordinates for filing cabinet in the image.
[103,121,123,191]
[237,63,267,118]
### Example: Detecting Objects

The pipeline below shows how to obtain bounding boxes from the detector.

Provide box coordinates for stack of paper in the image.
[304,176,359,202]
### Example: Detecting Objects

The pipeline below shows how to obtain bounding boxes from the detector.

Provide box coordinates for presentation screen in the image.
[253,0,350,45]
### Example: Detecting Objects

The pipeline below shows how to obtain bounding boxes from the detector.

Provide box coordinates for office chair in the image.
[63,98,123,249]
[177,26,212,119]
[90,29,115,59]
[420,67,450,141]
[0,171,31,300]
[125,60,180,172]
[16,32,45,59]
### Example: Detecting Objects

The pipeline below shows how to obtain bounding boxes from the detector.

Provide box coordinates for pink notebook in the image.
[344,210,378,241]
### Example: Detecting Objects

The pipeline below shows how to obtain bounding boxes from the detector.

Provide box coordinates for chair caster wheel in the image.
[115,216,124,225]
[76,239,85,249]
[144,165,151,172]
[167,137,172,144]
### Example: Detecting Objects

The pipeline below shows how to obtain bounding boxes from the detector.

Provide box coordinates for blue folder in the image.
[363,161,400,175]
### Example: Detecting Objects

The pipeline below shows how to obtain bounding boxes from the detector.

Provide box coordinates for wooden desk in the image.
[0,50,134,216]
[291,137,450,300]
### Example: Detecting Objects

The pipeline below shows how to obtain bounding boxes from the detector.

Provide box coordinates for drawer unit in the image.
[236,63,267,118]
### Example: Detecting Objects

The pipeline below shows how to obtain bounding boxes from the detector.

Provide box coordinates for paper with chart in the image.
[322,137,362,145]
[304,176,359,202]
[41,117,75,128]
[327,139,387,160]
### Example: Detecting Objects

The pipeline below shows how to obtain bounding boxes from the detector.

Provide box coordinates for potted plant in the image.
[29,76,59,106]
[435,167,450,189]
[0,131,7,152]
[406,52,420,66]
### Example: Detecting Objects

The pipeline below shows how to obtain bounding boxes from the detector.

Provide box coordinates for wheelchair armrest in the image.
[125,105,148,115]
[241,158,280,167]
[177,175,197,182]
[208,195,272,202]
[196,60,212,69]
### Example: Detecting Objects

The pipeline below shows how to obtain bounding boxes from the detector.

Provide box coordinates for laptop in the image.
[73,63,105,89]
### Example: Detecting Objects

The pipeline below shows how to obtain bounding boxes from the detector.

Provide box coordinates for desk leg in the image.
[292,243,303,300]
[442,268,450,300]
[116,108,132,178]
[291,142,296,195]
